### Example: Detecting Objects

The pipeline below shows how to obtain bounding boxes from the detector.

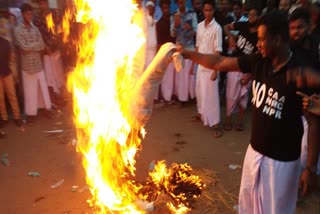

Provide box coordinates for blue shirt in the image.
[170,9,197,49]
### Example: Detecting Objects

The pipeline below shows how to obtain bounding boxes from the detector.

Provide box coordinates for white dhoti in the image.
[174,59,193,101]
[226,72,250,116]
[300,116,320,174]
[161,62,174,101]
[239,145,301,214]
[43,51,65,94]
[196,70,220,127]
[22,70,52,116]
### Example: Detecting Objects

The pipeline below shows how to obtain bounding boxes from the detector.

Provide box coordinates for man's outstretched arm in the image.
[179,48,240,72]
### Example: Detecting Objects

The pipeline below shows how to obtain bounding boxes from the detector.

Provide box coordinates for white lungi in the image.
[226,72,250,116]
[22,70,52,116]
[196,69,220,127]
[239,145,301,214]
[174,59,194,101]
[43,51,65,94]
[161,62,175,101]
[300,116,320,174]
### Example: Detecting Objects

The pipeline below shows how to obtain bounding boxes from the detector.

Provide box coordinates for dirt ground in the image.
[0,101,319,214]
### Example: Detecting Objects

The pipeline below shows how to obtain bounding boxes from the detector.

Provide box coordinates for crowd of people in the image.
[0,0,320,213]
[143,0,320,138]
[0,0,66,132]
[174,0,320,214]
[143,0,320,213]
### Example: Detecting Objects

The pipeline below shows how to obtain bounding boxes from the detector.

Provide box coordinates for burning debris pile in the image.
[136,162,237,214]
[140,161,204,213]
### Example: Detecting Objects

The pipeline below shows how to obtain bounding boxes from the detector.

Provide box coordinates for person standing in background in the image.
[171,0,197,104]
[0,25,23,127]
[157,0,175,102]
[215,0,234,102]
[15,3,52,123]
[34,0,65,107]
[279,0,292,15]
[223,8,259,131]
[192,0,204,23]
[193,0,223,138]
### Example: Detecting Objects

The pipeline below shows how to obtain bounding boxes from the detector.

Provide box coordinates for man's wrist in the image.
[181,50,189,59]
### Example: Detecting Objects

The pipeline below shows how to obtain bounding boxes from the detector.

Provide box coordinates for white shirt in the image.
[196,18,222,71]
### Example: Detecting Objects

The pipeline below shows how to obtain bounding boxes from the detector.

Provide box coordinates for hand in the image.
[299,168,317,196]
[296,91,320,116]
[211,71,218,81]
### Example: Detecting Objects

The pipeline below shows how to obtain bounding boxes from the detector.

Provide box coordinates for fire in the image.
[46,13,55,33]
[66,0,203,213]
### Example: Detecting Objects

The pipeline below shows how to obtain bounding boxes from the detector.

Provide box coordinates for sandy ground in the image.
[0,101,319,214]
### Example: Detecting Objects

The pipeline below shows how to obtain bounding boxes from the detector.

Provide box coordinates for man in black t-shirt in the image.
[178,11,320,213]
[223,8,259,132]
[215,0,234,98]
[289,8,320,68]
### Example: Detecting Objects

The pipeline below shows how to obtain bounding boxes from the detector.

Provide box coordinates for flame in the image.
[66,0,203,213]
[67,0,146,212]
[167,203,191,214]
[46,13,55,34]
[62,9,72,43]
[148,161,204,214]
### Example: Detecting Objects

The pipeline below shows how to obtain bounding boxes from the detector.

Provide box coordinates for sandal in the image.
[213,125,223,138]
[191,114,202,122]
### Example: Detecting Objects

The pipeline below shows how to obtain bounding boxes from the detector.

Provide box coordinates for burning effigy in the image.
[62,0,237,213]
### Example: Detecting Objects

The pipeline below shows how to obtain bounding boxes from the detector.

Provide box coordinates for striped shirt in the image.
[196,18,222,71]
[14,22,45,74]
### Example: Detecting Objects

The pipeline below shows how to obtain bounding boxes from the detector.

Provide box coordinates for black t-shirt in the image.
[233,21,258,56]
[215,11,234,55]
[238,53,307,161]
[156,17,174,49]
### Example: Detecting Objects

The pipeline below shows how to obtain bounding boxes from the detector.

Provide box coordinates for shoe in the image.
[213,125,223,138]
[14,119,24,127]
[191,114,201,122]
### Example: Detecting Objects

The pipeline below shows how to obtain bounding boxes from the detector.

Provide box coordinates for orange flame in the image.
[46,13,55,34]
[67,0,146,212]
[65,0,202,213]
